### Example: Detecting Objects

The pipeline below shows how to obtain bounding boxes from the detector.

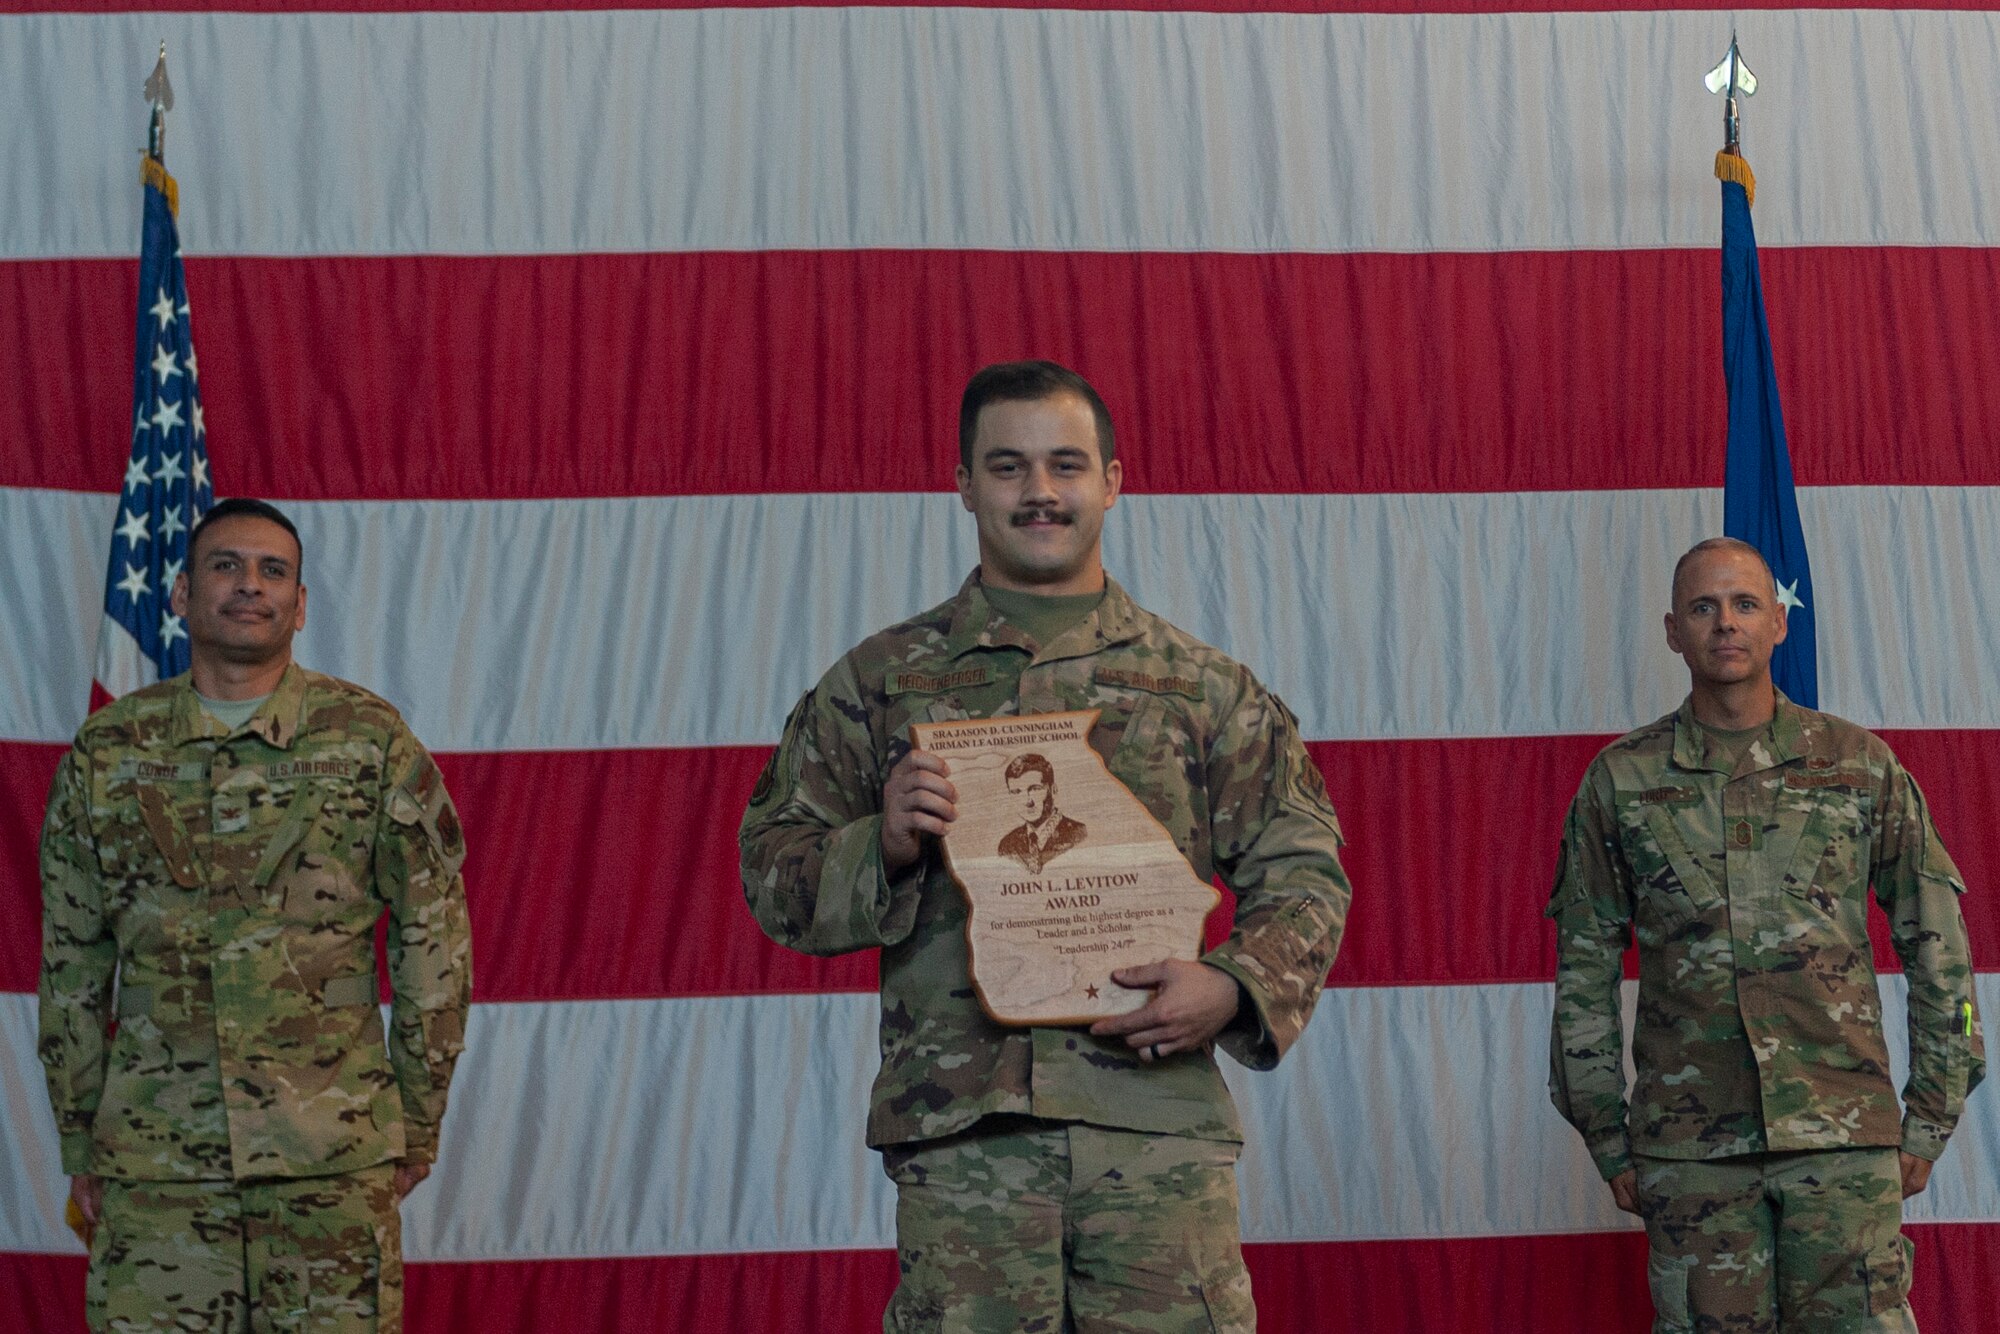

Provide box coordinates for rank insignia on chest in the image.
[1729,819,1763,850]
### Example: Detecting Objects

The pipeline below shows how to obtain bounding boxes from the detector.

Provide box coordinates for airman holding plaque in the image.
[740,360,1352,1331]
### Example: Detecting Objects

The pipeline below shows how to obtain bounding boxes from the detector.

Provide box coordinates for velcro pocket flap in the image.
[135,788,201,889]
[322,972,378,1008]
[1642,806,1723,912]
[252,783,331,889]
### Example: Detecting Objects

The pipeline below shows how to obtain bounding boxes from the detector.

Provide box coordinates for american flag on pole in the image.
[92,137,211,707]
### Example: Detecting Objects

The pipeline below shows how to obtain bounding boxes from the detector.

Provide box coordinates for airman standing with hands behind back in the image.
[1549,537,1984,1332]
[40,498,472,1332]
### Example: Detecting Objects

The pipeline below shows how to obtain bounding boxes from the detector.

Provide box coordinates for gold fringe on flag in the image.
[140,156,179,216]
[66,1196,94,1249]
[1714,150,1756,207]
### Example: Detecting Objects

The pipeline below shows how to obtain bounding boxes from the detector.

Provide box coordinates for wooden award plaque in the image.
[909,710,1220,1026]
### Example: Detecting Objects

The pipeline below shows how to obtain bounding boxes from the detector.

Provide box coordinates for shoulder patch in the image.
[1092,666,1204,701]
[886,666,996,697]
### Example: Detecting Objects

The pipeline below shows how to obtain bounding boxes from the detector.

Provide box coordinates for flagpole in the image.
[1705,34,1757,202]
[91,42,212,707]
[141,42,178,214]
[1705,38,1819,708]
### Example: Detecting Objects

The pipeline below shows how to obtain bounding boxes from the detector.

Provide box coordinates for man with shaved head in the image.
[1548,536,1984,1332]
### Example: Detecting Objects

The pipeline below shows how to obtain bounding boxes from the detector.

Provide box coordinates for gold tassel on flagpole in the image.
[139,156,179,217]
[1714,149,1756,207]
[66,1196,94,1249]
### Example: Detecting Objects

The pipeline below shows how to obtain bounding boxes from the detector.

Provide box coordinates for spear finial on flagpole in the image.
[143,41,173,165]
[1705,34,1759,203]
[1703,32,1757,156]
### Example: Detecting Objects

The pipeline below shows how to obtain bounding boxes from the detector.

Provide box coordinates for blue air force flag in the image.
[1717,152,1817,708]
[93,157,213,702]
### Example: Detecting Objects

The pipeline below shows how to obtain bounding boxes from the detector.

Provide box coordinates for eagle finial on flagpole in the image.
[1704,32,1757,156]
[143,41,173,165]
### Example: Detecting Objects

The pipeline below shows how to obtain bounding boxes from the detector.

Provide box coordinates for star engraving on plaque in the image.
[1084,984,1100,999]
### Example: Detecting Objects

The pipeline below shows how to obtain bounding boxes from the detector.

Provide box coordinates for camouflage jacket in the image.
[740,572,1351,1148]
[1549,694,1985,1179]
[39,664,472,1182]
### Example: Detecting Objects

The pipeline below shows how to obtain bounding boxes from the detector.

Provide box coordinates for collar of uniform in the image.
[942,569,1146,663]
[169,661,309,749]
[1670,690,1807,774]
[245,662,310,750]
[169,675,227,746]
[1765,690,1809,766]
[1034,576,1145,666]
[942,570,1035,659]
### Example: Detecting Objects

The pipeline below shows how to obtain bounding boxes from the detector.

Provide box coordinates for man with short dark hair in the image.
[1549,536,1984,1332]
[742,360,1351,1330]
[39,498,472,1331]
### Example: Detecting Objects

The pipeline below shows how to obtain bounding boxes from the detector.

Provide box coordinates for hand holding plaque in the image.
[910,710,1219,1026]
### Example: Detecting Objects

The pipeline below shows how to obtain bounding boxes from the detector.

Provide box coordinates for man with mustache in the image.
[1548,537,1984,1332]
[742,360,1351,1331]
[38,498,472,1332]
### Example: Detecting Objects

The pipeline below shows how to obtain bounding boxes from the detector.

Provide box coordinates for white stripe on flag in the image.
[92,614,155,703]
[8,486,2000,750]
[3,980,1996,1259]
[6,8,2000,259]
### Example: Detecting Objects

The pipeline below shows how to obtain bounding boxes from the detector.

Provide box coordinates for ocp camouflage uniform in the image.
[40,663,473,1332]
[741,572,1352,1332]
[1549,694,1984,1332]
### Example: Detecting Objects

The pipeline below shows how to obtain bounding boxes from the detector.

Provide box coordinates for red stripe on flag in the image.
[0,741,64,995]
[6,730,1995,999]
[8,246,2000,499]
[6,1225,1998,1332]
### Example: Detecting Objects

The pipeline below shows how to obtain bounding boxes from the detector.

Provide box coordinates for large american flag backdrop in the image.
[4,4,1999,1331]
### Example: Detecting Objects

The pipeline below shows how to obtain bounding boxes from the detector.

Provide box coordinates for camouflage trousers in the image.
[1634,1148,1917,1334]
[881,1116,1255,1333]
[86,1164,401,1333]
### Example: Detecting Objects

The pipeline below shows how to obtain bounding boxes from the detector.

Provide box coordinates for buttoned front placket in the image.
[1012,594,1147,1117]
[172,669,309,1177]
[1721,756,1784,1106]
[1696,710,1810,1146]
